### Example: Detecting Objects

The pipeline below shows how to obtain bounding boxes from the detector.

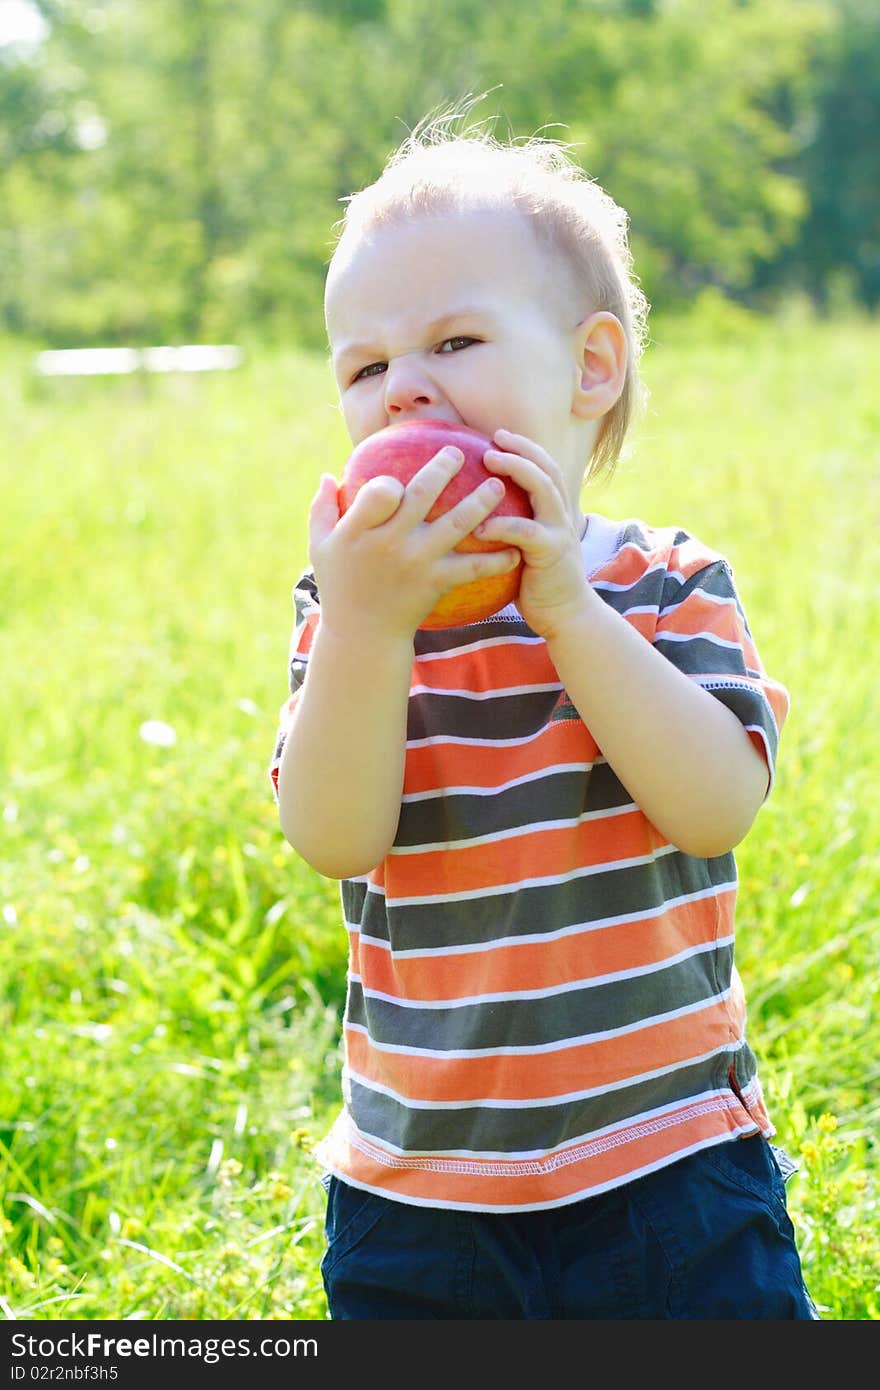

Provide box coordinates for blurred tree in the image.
[789,0,880,307]
[0,12,82,334]
[0,0,867,344]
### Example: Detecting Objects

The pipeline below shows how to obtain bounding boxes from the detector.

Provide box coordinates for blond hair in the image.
[328,105,649,481]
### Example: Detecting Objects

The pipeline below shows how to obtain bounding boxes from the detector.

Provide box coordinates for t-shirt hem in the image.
[313,1086,773,1213]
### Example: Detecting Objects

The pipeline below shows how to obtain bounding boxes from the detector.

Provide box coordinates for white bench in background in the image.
[35,345,244,376]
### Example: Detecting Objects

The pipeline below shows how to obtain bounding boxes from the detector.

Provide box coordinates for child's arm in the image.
[542,597,769,858]
[476,430,770,859]
[275,613,414,881]
[276,447,520,879]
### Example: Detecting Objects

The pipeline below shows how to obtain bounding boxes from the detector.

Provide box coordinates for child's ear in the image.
[571,312,627,421]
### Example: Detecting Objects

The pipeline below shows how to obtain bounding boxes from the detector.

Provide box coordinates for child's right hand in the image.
[307,444,521,641]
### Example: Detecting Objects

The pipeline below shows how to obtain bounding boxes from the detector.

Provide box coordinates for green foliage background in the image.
[1,0,879,344]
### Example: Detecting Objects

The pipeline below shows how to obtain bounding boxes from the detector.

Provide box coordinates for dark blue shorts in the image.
[321,1135,819,1319]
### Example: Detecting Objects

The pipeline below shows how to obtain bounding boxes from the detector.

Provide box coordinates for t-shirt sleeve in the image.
[652,538,790,796]
[268,569,320,802]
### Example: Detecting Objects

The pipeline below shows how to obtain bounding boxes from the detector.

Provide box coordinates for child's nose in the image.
[383,355,441,416]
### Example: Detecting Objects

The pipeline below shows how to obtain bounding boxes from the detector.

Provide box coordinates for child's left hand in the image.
[475,428,590,642]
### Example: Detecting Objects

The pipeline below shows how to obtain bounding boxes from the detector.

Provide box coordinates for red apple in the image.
[337,419,532,629]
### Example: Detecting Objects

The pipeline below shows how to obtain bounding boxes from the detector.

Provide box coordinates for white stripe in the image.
[382,841,680,907]
[351,934,735,1009]
[416,633,545,662]
[591,558,667,594]
[389,801,638,856]
[346,879,738,956]
[406,728,566,751]
[659,589,736,618]
[344,1026,737,1110]
[346,986,731,1063]
[617,603,658,620]
[400,760,600,803]
[345,1077,752,1162]
[409,680,562,701]
[696,673,770,693]
[655,629,742,651]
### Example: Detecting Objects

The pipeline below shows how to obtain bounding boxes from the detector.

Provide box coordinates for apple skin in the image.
[337,418,532,629]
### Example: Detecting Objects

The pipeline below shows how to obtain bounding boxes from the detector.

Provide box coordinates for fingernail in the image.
[445,446,464,463]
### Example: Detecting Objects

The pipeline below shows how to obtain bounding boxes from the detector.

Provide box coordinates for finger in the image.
[393,445,466,526]
[424,475,509,556]
[472,513,539,549]
[308,473,342,546]
[439,546,522,587]
[343,473,406,530]
[482,448,565,519]
[492,428,555,469]
[489,429,565,493]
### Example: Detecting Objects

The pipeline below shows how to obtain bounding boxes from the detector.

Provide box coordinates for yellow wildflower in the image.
[8,1256,35,1287]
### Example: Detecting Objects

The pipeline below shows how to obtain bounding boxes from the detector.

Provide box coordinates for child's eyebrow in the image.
[333,307,492,372]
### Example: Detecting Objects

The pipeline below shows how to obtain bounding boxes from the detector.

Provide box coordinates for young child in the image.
[270,115,817,1320]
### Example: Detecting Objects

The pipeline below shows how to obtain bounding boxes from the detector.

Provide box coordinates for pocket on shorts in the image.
[666,1138,818,1318]
[768,1142,800,1185]
[703,1135,791,1223]
[321,1175,389,1277]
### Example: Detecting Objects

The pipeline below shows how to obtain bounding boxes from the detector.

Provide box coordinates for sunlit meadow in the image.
[1,299,878,1319]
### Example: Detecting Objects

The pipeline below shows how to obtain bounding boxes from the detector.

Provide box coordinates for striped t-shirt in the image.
[270,513,790,1211]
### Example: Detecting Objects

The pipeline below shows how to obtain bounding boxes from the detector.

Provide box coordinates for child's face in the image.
[324,207,595,518]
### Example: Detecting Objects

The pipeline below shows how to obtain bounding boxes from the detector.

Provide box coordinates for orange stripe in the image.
[656,589,771,674]
[345,994,734,1103]
[669,537,723,581]
[403,719,599,794]
[293,611,318,657]
[622,609,655,639]
[596,544,660,588]
[763,679,790,728]
[659,589,743,638]
[319,1093,769,1208]
[384,807,662,899]
[412,640,559,694]
[354,890,734,1001]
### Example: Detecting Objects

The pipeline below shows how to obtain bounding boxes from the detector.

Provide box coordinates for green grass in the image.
[1,303,878,1319]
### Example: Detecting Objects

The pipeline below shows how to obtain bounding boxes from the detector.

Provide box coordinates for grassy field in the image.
[1,302,878,1320]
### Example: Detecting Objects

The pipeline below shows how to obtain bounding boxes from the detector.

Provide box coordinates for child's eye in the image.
[438,336,478,354]
[352,361,386,382]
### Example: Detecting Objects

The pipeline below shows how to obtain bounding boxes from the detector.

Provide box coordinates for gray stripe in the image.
[343,849,735,951]
[406,687,564,742]
[701,684,779,757]
[653,632,754,678]
[396,763,634,848]
[347,941,735,1050]
[346,1046,757,1154]
[592,570,666,616]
